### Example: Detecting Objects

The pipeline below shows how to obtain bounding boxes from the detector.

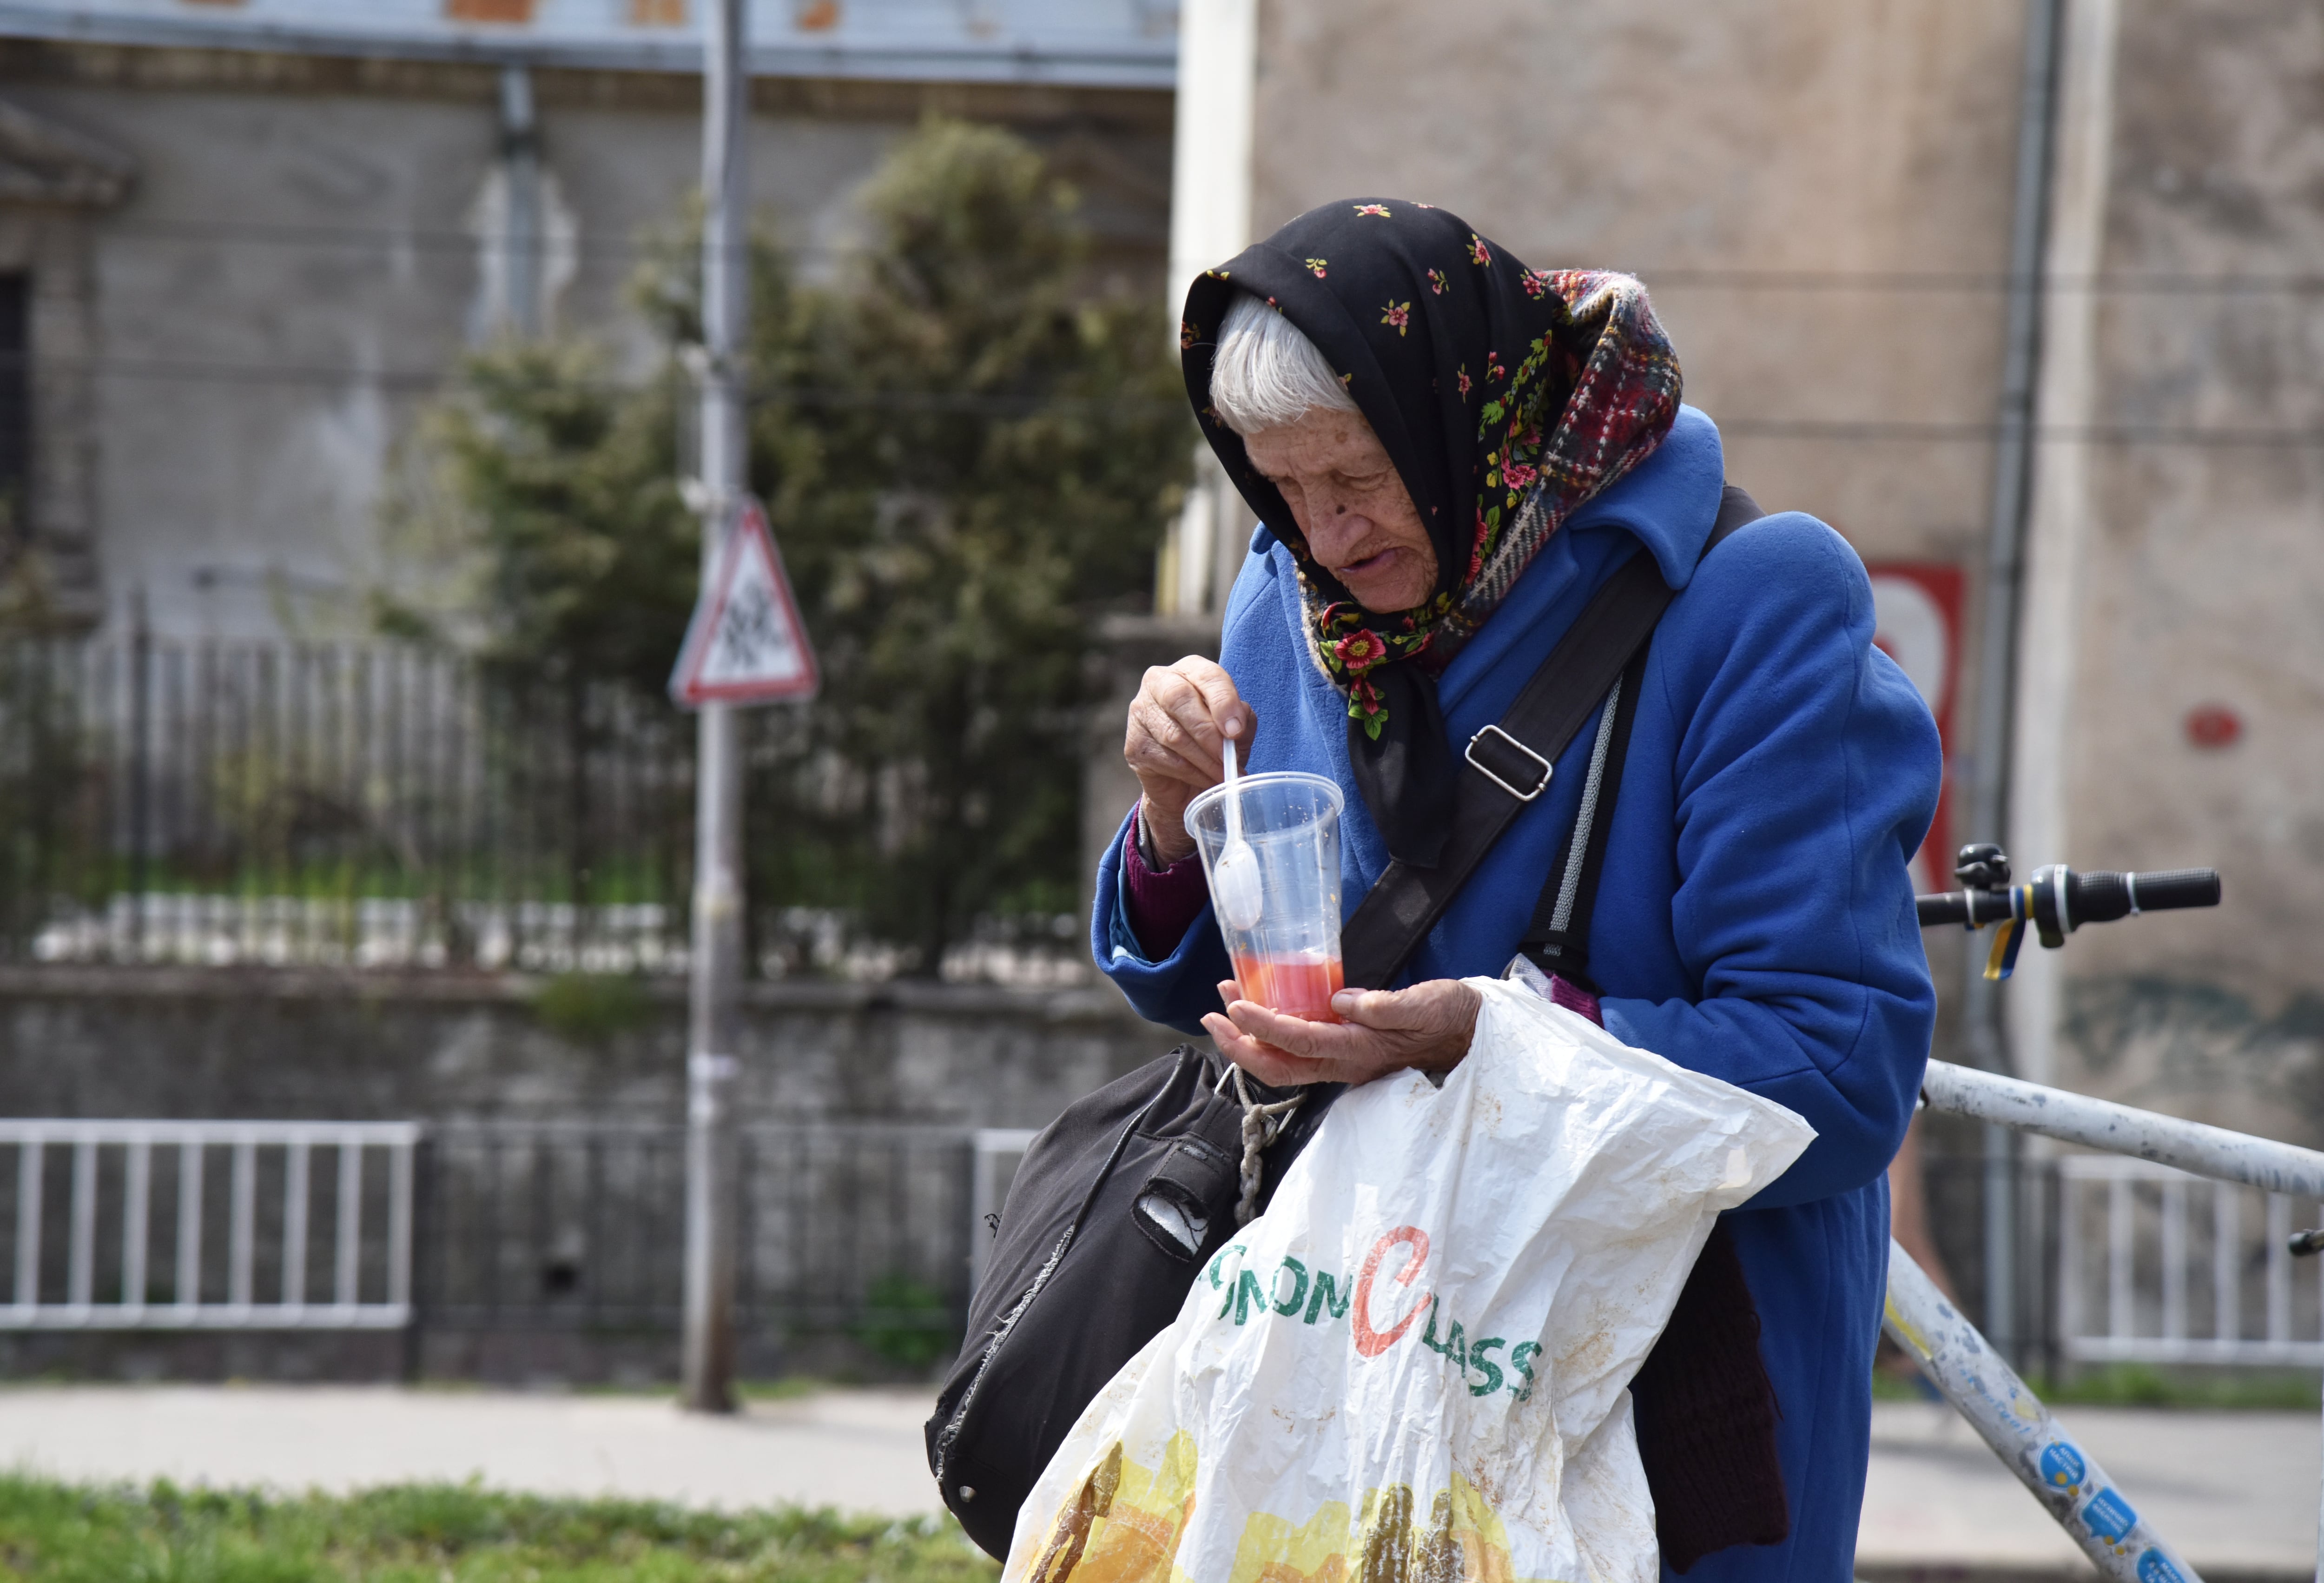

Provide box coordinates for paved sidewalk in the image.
[0,1384,944,1516]
[0,1388,2312,1577]
[1859,1401,2317,1582]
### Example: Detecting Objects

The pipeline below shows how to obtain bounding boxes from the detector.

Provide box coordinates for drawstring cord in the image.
[1222,1064,1304,1226]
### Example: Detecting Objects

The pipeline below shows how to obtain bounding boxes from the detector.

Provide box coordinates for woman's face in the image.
[1242,409,1437,612]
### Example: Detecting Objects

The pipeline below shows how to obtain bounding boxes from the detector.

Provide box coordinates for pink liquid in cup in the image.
[1230,952,1344,1023]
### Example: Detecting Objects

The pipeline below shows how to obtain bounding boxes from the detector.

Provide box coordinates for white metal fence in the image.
[1,1118,1004,1340]
[968,1128,1037,1290]
[0,1120,417,1330]
[2056,1152,2324,1367]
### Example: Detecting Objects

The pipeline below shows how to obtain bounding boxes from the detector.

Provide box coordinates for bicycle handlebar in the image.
[1916,866,2222,932]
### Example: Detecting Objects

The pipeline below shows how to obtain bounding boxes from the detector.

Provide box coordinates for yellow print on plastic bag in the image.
[1345,1473,1540,1583]
[1029,1434,1200,1583]
[1037,1450,1552,1583]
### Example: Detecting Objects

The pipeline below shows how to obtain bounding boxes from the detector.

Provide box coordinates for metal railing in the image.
[0,1119,417,1329]
[0,1118,983,1344]
[969,1128,1037,1290]
[0,639,696,974]
[2057,1154,2324,1367]
[1901,1058,2324,1583]
[0,636,1089,984]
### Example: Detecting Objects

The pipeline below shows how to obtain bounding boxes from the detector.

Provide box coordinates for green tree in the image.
[750,119,1186,967]
[413,118,1188,973]
[406,343,698,694]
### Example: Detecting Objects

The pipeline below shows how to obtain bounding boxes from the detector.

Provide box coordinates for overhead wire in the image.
[40,351,2323,447]
[45,352,1182,414]
[40,221,2324,443]
[89,216,2324,296]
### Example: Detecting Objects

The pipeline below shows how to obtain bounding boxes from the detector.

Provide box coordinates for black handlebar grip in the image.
[2070,870,2131,924]
[2069,868,2221,923]
[1916,893,1969,927]
[2127,868,2223,912]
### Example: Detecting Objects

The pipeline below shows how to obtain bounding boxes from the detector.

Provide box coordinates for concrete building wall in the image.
[2025,0,2324,1142]
[0,43,1169,639]
[1244,0,2024,568]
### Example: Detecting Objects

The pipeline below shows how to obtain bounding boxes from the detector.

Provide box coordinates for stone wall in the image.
[0,964,1172,1128]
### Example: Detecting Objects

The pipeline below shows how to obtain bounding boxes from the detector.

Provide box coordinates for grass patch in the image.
[2036,1363,2320,1411]
[1869,1368,1940,1402]
[0,1475,998,1582]
[1875,1359,2321,1411]
[853,1277,957,1373]
[530,973,660,1045]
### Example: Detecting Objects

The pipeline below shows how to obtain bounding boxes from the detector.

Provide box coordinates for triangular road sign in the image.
[670,495,819,708]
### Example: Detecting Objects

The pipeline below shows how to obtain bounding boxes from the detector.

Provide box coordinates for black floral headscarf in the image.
[1182,200,1683,867]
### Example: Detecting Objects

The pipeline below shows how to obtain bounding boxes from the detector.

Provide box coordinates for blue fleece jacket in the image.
[1091,406,1941,1583]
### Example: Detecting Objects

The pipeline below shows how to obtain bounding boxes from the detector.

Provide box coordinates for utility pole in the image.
[1963,0,2063,1370]
[682,0,749,1415]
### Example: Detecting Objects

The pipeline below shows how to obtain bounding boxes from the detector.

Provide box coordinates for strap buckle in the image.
[1464,723,1552,802]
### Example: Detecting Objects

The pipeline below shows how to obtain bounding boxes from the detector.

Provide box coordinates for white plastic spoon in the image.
[1212,737,1265,931]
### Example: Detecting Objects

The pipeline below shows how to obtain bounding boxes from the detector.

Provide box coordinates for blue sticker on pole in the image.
[2037,1441,2087,1490]
[2136,1548,2186,1583]
[2082,1487,2138,1544]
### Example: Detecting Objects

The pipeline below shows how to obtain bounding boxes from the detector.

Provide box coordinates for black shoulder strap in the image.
[1255,487,1767,1178]
[1337,554,1671,988]
[1338,484,1765,989]
[1517,484,1765,992]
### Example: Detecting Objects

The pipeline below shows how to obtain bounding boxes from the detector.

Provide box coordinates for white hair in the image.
[1209,291,1360,435]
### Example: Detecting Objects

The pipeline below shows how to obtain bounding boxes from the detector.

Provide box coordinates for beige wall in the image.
[1247,0,2022,567]
[2027,0,2324,1140]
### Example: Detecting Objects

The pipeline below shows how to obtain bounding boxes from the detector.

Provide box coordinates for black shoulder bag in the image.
[927,490,1775,1568]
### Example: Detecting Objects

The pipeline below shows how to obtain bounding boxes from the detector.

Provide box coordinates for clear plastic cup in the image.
[1185,771,1346,1022]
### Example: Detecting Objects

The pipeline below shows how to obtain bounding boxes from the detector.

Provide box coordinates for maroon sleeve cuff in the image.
[1549,974,1604,1027]
[1122,806,1211,961]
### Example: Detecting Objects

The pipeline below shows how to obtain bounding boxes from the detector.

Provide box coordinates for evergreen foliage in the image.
[409,118,1188,972]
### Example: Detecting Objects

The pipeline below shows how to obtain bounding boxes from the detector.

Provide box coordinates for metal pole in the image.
[127,587,151,964]
[1963,0,2065,1368]
[682,0,748,1415]
[1922,1060,2324,1199]
[1885,1241,2203,1583]
[497,64,541,338]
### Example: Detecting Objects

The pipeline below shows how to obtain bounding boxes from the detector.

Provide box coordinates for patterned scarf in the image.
[1182,201,1683,867]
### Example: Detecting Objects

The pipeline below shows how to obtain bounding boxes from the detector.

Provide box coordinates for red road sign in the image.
[1868,562,1965,894]
[669,495,819,708]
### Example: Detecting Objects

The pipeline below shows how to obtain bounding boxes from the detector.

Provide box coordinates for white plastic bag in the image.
[1004,976,1815,1583]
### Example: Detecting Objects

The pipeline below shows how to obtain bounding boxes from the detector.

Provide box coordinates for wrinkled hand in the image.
[1203,978,1482,1088]
[1123,656,1255,866]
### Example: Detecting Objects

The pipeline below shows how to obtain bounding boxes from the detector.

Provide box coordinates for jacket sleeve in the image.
[1088,535,1280,1037]
[1597,516,1941,1209]
[1091,803,1235,1036]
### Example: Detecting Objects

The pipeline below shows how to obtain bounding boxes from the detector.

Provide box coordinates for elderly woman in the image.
[1091,201,1940,1582]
